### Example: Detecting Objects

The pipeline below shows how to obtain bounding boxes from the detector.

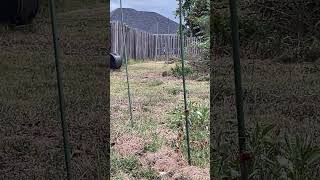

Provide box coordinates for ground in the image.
[211,58,320,177]
[0,6,109,179]
[111,61,210,179]
[212,58,320,141]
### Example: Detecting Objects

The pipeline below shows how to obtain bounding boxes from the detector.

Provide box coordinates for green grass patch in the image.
[148,79,164,87]
[212,123,320,179]
[144,132,164,153]
[165,86,181,96]
[168,101,209,168]
[139,169,158,179]
[128,59,144,65]
[111,153,158,179]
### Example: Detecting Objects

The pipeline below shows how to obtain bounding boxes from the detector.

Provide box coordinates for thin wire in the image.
[179,0,191,165]
[120,0,133,127]
[49,0,71,179]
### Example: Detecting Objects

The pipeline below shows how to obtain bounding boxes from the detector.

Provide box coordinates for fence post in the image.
[110,21,200,60]
[229,0,248,179]
[49,0,71,179]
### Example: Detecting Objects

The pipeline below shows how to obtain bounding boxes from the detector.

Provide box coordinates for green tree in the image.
[176,0,210,73]
[176,0,209,39]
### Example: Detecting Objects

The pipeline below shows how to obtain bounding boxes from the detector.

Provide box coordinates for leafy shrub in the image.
[169,101,209,167]
[170,62,194,77]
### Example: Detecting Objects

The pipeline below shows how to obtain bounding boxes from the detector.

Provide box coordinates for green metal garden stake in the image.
[229,0,248,179]
[120,0,133,127]
[49,0,71,179]
[179,0,191,166]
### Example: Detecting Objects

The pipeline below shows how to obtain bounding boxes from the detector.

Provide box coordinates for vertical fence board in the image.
[111,21,200,60]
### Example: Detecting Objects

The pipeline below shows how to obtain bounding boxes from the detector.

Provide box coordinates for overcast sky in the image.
[110,0,179,22]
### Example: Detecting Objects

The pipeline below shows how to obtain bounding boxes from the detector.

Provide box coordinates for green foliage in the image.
[212,0,320,60]
[280,135,320,179]
[176,0,210,74]
[169,101,209,167]
[188,102,209,129]
[170,62,194,77]
[166,87,181,96]
[111,155,139,174]
[213,123,320,179]
[169,101,209,129]
[139,169,158,179]
[111,153,158,179]
[144,133,163,152]
[148,79,164,87]
[176,0,209,37]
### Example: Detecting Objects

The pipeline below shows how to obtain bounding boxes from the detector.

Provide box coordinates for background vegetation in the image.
[212,0,320,61]
[176,0,210,75]
[210,0,320,179]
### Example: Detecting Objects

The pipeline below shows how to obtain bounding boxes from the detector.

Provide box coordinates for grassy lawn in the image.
[111,61,209,179]
[0,5,109,179]
[212,58,320,178]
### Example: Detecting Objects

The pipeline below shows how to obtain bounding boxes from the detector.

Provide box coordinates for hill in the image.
[111,8,179,34]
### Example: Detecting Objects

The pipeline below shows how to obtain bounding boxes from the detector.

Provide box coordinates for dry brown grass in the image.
[0,5,109,179]
[111,61,209,179]
[211,57,320,177]
[212,58,320,140]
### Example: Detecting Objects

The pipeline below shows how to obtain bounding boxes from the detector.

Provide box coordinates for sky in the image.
[110,0,179,22]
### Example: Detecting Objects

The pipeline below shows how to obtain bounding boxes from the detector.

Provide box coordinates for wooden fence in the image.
[111,21,201,60]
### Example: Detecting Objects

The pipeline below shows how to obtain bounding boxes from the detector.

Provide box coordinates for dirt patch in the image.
[155,156,180,173]
[113,134,145,156]
[121,173,132,180]
[141,147,187,174]
[157,127,177,145]
[172,166,210,180]
[111,62,210,178]
[139,146,209,179]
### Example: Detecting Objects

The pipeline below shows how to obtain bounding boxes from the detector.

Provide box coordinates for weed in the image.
[144,133,163,152]
[166,86,181,96]
[168,101,209,167]
[170,62,194,77]
[148,79,164,87]
[196,74,210,81]
[111,153,137,175]
[140,169,158,179]
[111,62,209,177]
[111,153,158,179]
[212,123,320,179]
[142,106,150,112]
